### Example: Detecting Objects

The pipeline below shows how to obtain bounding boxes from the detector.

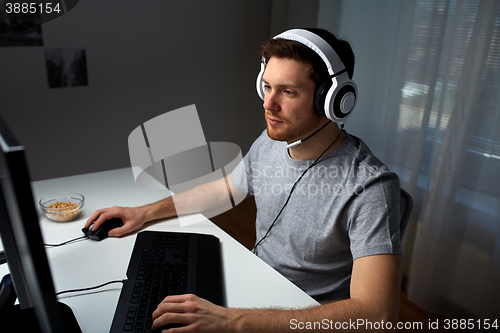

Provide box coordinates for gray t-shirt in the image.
[231,130,402,302]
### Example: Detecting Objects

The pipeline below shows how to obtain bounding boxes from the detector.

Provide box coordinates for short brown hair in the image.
[258,29,355,88]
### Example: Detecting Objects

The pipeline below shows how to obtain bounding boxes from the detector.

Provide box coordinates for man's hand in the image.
[152,294,237,333]
[84,206,146,237]
[150,254,402,333]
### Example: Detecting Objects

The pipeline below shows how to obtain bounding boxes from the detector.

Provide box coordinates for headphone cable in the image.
[253,124,345,255]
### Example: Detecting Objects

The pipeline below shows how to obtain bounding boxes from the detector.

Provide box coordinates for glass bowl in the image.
[39,192,84,222]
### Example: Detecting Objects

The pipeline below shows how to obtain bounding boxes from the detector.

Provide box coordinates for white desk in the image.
[0,168,318,332]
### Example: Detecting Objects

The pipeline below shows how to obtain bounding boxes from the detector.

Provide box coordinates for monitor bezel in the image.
[0,114,80,332]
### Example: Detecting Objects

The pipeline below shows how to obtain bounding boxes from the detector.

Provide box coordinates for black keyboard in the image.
[109,231,224,333]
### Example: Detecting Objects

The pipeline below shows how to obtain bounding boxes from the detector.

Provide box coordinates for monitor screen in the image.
[0,114,81,332]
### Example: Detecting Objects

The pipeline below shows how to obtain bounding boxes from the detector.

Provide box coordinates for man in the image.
[86,28,403,332]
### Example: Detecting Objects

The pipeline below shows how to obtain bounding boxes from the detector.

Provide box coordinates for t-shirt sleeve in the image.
[230,156,253,196]
[230,130,269,197]
[347,173,403,260]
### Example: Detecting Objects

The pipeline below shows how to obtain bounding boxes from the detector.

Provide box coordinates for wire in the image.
[56,279,125,296]
[253,125,345,255]
[1,236,89,266]
[44,235,89,247]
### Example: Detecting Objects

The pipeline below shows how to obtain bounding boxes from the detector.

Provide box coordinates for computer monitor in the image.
[0,114,81,333]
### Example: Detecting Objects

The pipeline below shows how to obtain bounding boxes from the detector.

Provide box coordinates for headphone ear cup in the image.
[314,80,331,117]
[331,84,356,122]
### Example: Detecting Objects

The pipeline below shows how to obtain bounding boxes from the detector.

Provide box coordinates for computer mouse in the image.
[82,218,124,241]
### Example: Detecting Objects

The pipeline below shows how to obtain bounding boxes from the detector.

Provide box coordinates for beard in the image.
[265,111,323,143]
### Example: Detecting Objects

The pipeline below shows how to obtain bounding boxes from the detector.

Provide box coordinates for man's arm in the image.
[152,253,403,332]
[85,174,238,237]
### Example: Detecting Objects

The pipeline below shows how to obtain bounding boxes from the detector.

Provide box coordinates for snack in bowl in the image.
[39,192,84,222]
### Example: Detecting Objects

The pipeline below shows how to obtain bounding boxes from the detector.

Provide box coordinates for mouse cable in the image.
[44,235,89,247]
[56,279,126,296]
[0,237,90,266]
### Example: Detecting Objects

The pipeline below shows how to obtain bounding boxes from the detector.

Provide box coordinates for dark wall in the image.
[0,0,272,180]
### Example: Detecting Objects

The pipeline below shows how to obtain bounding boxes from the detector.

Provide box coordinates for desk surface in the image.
[0,168,318,332]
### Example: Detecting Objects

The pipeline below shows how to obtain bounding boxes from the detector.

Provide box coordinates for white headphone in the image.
[256,29,357,124]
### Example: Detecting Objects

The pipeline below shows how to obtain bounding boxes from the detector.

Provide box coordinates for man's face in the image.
[262,56,322,143]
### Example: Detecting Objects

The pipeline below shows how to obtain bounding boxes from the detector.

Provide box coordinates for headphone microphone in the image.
[286,121,332,149]
[256,29,358,124]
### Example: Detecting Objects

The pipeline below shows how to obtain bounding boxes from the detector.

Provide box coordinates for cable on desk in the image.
[0,236,90,266]
[44,235,89,247]
[56,279,126,296]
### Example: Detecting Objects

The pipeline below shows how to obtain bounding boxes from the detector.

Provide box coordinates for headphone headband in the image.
[273,29,345,76]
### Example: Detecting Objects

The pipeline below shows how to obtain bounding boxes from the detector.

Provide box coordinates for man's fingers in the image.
[84,207,124,230]
[152,295,195,320]
[108,222,134,237]
[160,294,196,304]
[152,311,193,331]
[91,212,115,231]
[85,209,104,228]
